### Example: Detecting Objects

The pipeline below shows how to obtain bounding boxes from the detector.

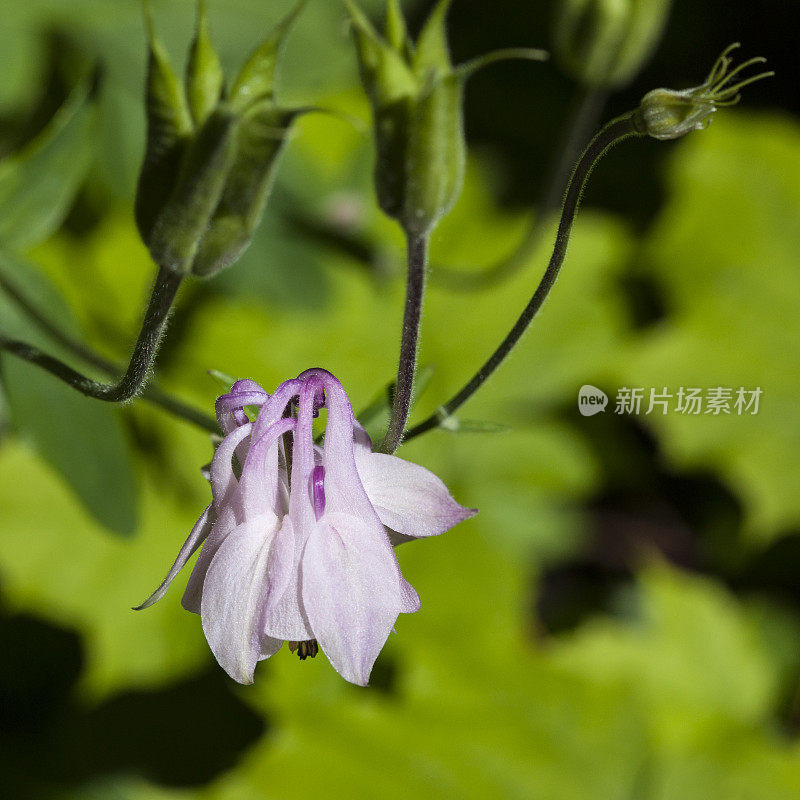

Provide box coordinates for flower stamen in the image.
[296,640,319,660]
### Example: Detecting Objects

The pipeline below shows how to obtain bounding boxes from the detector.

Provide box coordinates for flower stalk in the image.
[0,268,218,433]
[404,44,772,442]
[380,234,428,454]
[404,113,640,441]
[0,266,183,403]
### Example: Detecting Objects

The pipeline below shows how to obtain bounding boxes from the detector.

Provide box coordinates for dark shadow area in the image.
[731,533,800,608]
[61,668,266,787]
[531,405,800,732]
[534,408,745,636]
[0,594,267,798]
[618,269,670,331]
[364,651,399,695]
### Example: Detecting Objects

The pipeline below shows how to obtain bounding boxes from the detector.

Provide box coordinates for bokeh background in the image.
[1,1,799,797]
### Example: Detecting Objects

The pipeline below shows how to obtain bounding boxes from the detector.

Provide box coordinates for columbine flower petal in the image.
[301,512,403,686]
[215,379,269,433]
[310,371,418,608]
[181,423,254,612]
[260,569,314,642]
[200,513,293,684]
[354,448,477,541]
[136,367,476,687]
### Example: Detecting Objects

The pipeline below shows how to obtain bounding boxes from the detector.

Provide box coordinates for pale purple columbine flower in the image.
[136,369,475,686]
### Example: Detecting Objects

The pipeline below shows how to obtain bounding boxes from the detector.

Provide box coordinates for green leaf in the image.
[438,415,510,434]
[551,564,781,732]
[549,563,800,798]
[0,430,209,698]
[0,256,138,535]
[620,114,800,541]
[0,76,97,250]
[186,0,225,127]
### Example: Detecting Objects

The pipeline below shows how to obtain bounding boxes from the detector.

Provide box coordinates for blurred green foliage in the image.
[1,1,799,798]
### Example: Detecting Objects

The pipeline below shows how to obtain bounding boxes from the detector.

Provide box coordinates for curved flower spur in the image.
[136,369,476,685]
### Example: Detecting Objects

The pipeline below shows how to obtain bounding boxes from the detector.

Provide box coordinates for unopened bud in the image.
[135,0,306,277]
[633,44,773,140]
[554,0,672,88]
[346,0,546,238]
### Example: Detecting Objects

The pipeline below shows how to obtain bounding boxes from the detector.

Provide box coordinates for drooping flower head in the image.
[136,369,475,685]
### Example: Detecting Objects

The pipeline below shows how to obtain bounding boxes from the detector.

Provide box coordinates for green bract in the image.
[345,0,546,238]
[553,0,672,88]
[135,0,305,277]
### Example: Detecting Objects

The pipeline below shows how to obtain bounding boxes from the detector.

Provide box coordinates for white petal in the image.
[261,567,313,642]
[200,513,293,684]
[400,577,421,614]
[355,450,476,539]
[210,423,252,511]
[259,636,284,661]
[301,512,403,686]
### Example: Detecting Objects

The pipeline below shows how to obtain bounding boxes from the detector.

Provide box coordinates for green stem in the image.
[379,233,428,454]
[0,269,218,434]
[0,267,181,401]
[404,113,641,442]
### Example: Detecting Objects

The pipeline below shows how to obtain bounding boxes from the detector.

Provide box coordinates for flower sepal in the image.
[135,0,307,277]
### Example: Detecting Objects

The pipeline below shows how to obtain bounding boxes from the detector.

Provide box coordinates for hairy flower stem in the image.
[433,85,608,291]
[0,267,185,403]
[0,269,218,433]
[380,234,429,454]
[404,113,641,442]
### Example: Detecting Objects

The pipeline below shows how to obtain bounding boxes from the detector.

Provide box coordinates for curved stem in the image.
[433,85,608,292]
[0,270,120,376]
[100,267,184,401]
[0,266,183,399]
[404,113,641,442]
[379,233,428,454]
[0,269,218,432]
[0,269,218,433]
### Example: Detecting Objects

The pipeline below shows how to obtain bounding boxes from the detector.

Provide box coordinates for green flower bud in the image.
[553,0,672,88]
[345,0,546,238]
[135,0,306,278]
[146,109,237,274]
[186,0,224,127]
[632,44,773,140]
